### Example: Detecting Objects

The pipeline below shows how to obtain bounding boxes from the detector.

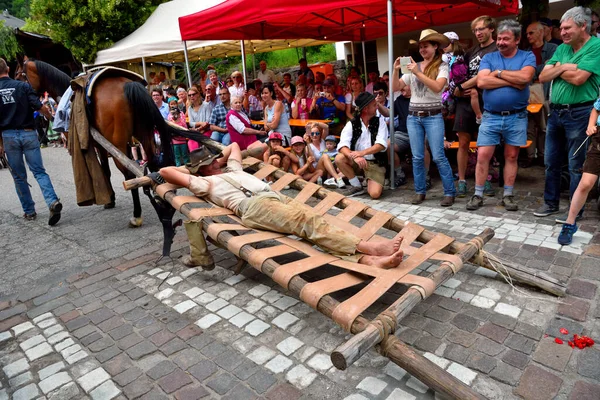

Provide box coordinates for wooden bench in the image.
[448,140,533,150]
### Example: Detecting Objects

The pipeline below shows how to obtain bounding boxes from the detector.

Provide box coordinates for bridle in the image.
[16,60,31,86]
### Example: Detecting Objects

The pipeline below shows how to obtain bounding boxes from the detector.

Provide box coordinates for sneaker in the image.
[323,177,337,188]
[394,175,407,187]
[555,212,583,224]
[457,181,467,198]
[533,203,559,217]
[425,175,432,190]
[466,195,483,210]
[483,181,495,197]
[500,195,518,211]
[558,223,578,245]
[336,178,346,189]
[23,212,37,221]
[344,186,365,197]
[48,200,62,226]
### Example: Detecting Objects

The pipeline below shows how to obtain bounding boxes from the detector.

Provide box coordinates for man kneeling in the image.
[155,142,404,269]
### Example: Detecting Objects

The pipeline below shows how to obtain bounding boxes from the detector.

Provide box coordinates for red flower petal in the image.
[559,328,569,335]
[555,338,563,344]
[568,341,575,348]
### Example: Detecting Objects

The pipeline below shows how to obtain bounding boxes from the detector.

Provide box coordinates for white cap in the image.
[444,31,459,42]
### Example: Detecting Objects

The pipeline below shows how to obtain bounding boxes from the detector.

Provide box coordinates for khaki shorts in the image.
[352,160,386,186]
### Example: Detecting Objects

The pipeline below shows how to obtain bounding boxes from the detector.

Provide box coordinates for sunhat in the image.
[418,29,450,48]
[186,147,222,174]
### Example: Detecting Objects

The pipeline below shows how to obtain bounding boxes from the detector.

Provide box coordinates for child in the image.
[167,97,189,166]
[557,99,600,245]
[290,136,323,184]
[323,135,339,164]
[441,32,482,123]
[262,131,294,175]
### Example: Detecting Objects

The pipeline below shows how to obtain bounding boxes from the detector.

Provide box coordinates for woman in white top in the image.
[226,96,267,151]
[392,29,456,207]
[345,76,364,120]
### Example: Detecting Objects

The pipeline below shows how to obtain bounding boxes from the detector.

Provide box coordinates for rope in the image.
[480,250,566,305]
[375,310,398,356]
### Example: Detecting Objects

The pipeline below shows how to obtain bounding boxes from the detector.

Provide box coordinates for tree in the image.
[11,0,31,19]
[23,0,166,64]
[0,21,21,61]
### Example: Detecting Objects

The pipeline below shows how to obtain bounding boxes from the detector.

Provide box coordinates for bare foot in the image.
[358,232,404,256]
[360,249,404,269]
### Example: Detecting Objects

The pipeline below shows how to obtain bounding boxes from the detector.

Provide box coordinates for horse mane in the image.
[31,59,71,97]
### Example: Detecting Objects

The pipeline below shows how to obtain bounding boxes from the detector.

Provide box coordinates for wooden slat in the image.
[332,233,454,331]
[270,173,299,192]
[273,254,339,289]
[227,231,286,255]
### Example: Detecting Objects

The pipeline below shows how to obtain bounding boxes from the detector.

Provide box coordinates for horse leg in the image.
[129,184,143,228]
[97,146,116,208]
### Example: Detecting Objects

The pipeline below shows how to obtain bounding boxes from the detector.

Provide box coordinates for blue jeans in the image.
[477,111,528,147]
[407,114,456,196]
[543,106,590,207]
[210,131,231,145]
[2,129,59,215]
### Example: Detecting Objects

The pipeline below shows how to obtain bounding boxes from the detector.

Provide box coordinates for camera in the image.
[319,92,326,97]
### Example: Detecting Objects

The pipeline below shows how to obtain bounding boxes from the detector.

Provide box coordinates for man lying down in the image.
[150,142,404,269]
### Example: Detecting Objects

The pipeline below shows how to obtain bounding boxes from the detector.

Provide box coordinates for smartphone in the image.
[400,57,411,74]
[319,92,326,97]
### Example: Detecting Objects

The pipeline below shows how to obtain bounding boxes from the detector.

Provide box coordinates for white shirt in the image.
[228,112,251,134]
[338,115,388,160]
[401,63,448,110]
[228,84,245,98]
[257,69,276,84]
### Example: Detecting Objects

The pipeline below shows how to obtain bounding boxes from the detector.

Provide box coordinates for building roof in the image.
[1,10,25,29]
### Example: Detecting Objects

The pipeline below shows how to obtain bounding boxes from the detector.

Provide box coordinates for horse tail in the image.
[123,82,174,169]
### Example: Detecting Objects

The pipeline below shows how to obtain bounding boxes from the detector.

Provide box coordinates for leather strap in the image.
[206,224,251,240]
[270,173,299,191]
[170,195,206,211]
[189,207,233,219]
[248,244,295,271]
[356,211,394,240]
[253,164,280,180]
[300,273,364,309]
[337,201,368,222]
[273,253,338,289]
[312,192,346,215]
[156,183,181,197]
[294,182,321,203]
[227,231,286,255]
[398,275,436,298]
[242,156,262,168]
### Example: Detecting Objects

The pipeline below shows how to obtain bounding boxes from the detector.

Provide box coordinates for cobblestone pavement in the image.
[1,147,599,399]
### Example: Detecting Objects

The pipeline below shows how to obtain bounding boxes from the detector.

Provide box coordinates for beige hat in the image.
[186,147,222,174]
[418,29,450,48]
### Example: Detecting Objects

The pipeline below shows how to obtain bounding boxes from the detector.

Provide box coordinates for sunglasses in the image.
[219,93,229,96]
[310,131,320,136]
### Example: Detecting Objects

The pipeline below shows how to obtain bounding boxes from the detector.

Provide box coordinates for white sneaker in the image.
[336,178,346,188]
[323,178,337,188]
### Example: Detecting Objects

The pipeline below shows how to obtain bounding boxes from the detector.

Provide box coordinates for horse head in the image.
[14,56,29,83]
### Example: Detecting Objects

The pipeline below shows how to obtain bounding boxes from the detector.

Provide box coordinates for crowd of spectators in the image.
[146,7,600,245]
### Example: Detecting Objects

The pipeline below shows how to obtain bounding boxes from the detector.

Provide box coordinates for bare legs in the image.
[566,172,597,224]
[356,232,403,256]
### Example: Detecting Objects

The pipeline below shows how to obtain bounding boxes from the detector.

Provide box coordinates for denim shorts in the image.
[477,111,528,147]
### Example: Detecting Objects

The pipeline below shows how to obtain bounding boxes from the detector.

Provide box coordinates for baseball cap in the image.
[539,18,552,27]
[324,135,338,143]
[291,136,305,145]
[322,79,334,87]
[268,131,283,141]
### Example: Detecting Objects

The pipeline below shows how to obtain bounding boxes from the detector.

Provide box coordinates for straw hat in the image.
[418,29,450,48]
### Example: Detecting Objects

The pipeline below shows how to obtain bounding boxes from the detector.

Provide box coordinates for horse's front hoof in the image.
[104,202,115,209]
[129,217,143,227]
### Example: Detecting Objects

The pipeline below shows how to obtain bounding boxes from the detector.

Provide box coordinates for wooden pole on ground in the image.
[331,231,493,370]
[90,128,143,178]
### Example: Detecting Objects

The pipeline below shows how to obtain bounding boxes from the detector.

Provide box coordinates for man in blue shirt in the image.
[151,88,169,119]
[466,20,536,212]
[312,79,346,135]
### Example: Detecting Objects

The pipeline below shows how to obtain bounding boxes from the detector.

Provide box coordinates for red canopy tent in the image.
[179,0,518,42]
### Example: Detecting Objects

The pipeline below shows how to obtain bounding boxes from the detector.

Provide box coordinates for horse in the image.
[15,57,175,227]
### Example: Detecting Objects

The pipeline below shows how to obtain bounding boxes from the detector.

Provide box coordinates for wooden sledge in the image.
[117,136,566,399]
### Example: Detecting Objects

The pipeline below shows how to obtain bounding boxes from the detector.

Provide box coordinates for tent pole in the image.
[387,0,395,189]
[252,53,256,80]
[240,40,247,86]
[142,57,147,85]
[183,40,193,88]
[351,42,355,66]
[361,41,367,80]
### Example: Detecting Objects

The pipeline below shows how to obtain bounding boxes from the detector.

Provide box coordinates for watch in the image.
[497,69,503,78]
[457,83,464,91]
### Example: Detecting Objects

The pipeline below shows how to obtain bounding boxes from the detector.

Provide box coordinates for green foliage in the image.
[0,21,21,61]
[10,0,30,19]
[23,0,166,64]
[574,0,600,8]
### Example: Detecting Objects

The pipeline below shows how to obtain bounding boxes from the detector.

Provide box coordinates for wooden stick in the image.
[90,128,143,178]
[331,230,493,370]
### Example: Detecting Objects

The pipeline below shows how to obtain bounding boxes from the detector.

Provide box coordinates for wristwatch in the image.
[457,83,464,91]
[497,69,503,79]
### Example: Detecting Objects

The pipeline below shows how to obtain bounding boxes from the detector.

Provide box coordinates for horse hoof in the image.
[129,217,143,228]
[104,202,115,209]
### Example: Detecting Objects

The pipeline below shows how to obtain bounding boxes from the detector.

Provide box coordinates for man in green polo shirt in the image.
[535,6,600,221]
